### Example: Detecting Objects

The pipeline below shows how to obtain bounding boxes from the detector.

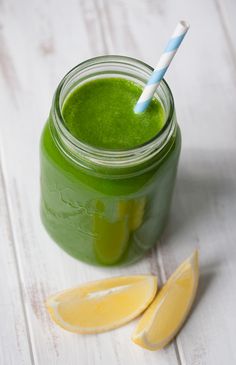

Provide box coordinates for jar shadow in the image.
[162,149,235,245]
[157,149,235,320]
[193,264,218,311]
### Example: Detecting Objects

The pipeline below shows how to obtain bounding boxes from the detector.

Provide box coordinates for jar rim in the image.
[51,55,176,167]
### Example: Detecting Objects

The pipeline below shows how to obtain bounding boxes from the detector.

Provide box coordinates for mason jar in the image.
[40,55,181,266]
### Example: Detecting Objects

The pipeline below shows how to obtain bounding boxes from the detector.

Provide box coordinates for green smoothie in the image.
[62,78,164,149]
[40,59,181,266]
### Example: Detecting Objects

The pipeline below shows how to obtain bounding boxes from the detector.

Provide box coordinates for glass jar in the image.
[40,55,181,266]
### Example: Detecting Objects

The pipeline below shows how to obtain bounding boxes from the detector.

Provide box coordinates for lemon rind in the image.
[132,250,199,350]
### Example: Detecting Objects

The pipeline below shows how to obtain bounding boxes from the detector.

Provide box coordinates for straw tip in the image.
[179,20,190,31]
[134,105,143,114]
[134,99,150,114]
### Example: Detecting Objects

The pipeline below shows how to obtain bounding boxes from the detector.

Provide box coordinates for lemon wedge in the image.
[46,275,157,334]
[132,250,199,350]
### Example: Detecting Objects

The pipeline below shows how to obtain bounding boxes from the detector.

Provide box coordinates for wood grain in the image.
[214,0,236,61]
[0,159,33,364]
[0,0,236,364]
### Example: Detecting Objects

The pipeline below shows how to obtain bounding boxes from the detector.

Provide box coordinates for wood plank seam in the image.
[0,153,35,365]
[93,0,109,53]
[78,0,108,54]
[157,242,183,365]
[214,0,236,74]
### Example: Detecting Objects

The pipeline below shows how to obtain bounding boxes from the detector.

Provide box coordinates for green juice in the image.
[62,78,164,149]
[40,63,181,266]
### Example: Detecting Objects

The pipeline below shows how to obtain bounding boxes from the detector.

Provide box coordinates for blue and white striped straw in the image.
[134,21,190,114]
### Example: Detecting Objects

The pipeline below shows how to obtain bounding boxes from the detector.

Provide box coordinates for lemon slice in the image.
[46,275,157,334]
[132,250,199,350]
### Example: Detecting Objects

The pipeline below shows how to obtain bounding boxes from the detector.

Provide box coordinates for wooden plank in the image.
[214,0,236,58]
[0,158,33,364]
[0,0,179,364]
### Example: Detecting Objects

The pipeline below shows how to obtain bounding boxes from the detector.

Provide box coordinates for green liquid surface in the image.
[62,78,165,149]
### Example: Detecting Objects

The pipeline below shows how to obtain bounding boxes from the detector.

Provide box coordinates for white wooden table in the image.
[1,0,236,364]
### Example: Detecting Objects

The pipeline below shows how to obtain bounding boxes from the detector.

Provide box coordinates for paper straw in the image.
[134,21,190,114]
